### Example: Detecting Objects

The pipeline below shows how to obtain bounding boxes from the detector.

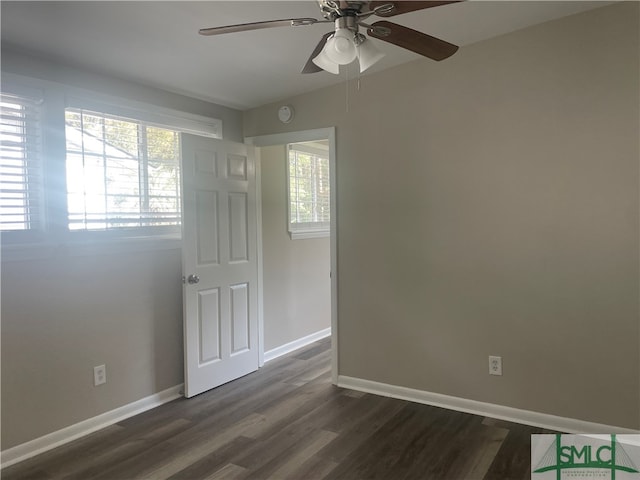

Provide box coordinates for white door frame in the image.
[245,128,338,384]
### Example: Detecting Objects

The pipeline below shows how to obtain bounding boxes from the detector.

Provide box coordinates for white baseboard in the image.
[337,375,639,435]
[264,328,331,363]
[1,384,184,469]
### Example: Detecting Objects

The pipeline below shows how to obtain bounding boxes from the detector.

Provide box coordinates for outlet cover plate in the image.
[94,365,106,386]
[489,356,502,376]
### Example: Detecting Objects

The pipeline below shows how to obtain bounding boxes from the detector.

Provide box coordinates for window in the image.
[287,140,330,239]
[65,108,181,232]
[0,92,43,232]
[1,74,222,254]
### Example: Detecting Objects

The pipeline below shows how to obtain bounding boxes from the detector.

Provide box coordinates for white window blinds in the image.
[65,108,181,231]
[287,141,330,238]
[0,93,43,232]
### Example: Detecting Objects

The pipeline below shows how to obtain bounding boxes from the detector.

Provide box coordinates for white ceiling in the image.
[1,1,613,110]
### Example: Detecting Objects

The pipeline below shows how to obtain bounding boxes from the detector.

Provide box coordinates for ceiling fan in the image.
[199,1,461,75]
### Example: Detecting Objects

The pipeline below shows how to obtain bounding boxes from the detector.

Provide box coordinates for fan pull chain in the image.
[343,66,363,113]
[345,65,349,113]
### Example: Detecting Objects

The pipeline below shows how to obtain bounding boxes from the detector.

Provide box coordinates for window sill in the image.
[1,234,181,262]
[289,230,329,240]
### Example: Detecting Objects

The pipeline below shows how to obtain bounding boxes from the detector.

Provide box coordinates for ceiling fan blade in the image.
[301,32,334,74]
[367,20,458,61]
[199,18,319,36]
[369,1,461,17]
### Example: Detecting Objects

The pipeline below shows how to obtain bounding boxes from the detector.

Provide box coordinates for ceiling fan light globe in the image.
[325,29,357,65]
[357,39,385,72]
[312,49,340,74]
[335,36,353,52]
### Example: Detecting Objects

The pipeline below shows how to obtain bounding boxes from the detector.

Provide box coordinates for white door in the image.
[181,133,259,398]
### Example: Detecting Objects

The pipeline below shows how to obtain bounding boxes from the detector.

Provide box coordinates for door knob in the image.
[187,274,200,284]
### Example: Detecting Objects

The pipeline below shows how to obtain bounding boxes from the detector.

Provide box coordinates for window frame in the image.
[285,142,330,240]
[64,107,183,235]
[62,95,221,244]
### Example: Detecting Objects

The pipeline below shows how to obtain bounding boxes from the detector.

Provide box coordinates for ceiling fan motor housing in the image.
[317,0,369,21]
[335,15,358,32]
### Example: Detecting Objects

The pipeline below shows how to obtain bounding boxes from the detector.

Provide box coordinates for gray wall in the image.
[260,145,331,351]
[0,50,244,449]
[1,249,183,448]
[245,3,640,429]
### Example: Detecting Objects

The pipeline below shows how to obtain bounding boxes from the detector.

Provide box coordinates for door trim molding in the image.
[246,128,338,383]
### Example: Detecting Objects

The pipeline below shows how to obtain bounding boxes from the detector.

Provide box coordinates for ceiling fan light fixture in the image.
[324,28,357,65]
[200,1,461,77]
[357,38,385,73]
[312,48,340,74]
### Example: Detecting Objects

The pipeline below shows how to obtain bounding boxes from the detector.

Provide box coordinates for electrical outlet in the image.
[489,356,502,376]
[94,364,107,386]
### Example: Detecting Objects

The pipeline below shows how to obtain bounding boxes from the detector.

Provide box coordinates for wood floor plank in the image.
[130,413,266,480]
[242,377,342,441]
[203,463,248,480]
[264,429,338,479]
[60,418,193,480]
[166,437,254,480]
[397,410,503,480]
[230,400,344,473]
[451,423,510,480]
[325,401,458,479]
[291,337,331,361]
[283,357,331,386]
[315,393,408,464]
[391,409,474,479]
[482,422,553,480]
[2,339,549,480]
[0,424,125,480]
[0,465,52,480]
[283,455,339,480]
[85,438,182,480]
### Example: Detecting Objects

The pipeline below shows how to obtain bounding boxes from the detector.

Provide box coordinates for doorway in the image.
[246,128,338,384]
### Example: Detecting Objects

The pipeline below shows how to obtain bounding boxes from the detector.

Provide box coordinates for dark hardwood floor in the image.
[2,338,553,479]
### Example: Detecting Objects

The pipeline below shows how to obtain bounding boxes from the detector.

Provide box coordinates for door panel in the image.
[230,283,250,353]
[198,288,221,363]
[196,191,219,265]
[182,134,258,398]
[229,192,249,262]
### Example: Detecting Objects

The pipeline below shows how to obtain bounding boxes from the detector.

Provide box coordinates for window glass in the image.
[65,108,181,231]
[287,140,330,238]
